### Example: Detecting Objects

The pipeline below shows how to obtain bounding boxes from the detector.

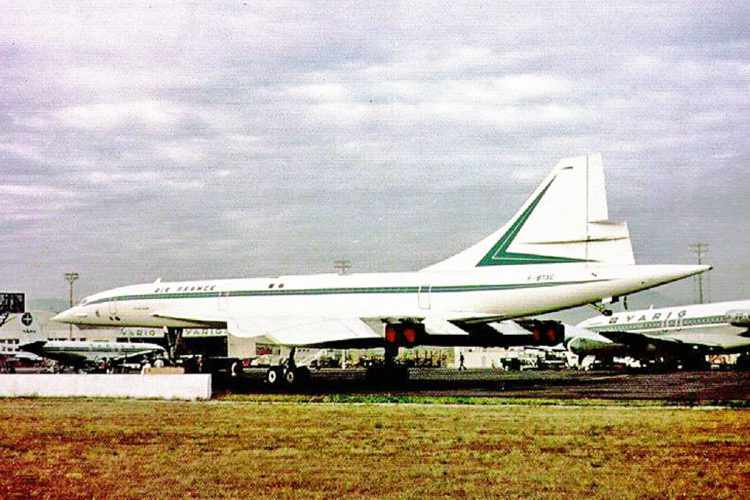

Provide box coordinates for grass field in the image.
[1,399,749,498]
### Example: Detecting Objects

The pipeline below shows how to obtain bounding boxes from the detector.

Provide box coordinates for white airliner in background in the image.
[566,300,750,369]
[54,154,709,385]
[19,339,166,373]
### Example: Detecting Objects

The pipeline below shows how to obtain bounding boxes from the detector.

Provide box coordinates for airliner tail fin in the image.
[424,153,635,271]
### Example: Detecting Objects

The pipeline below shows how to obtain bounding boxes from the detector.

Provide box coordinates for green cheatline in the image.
[477,175,591,267]
[589,314,728,332]
[86,278,611,306]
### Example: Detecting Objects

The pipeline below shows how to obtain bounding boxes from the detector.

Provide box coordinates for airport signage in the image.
[119,327,228,338]
[609,309,688,324]
[20,313,33,326]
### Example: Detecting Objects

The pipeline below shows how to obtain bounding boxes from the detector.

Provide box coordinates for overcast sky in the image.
[2,1,749,311]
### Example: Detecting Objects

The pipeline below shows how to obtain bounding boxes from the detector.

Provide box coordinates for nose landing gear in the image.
[164,327,183,362]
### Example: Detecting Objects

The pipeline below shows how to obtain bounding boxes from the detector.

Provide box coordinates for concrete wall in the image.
[0,374,212,400]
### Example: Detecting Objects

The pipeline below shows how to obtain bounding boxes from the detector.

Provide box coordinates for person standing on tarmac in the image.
[459,351,466,371]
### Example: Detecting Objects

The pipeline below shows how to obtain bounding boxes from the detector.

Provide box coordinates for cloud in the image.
[60,66,214,92]
[0,184,76,199]
[0,140,46,163]
[286,83,351,101]
[1,1,749,306]
[83,170,206,193]
[154,141,207,165]
[54,100,184,131]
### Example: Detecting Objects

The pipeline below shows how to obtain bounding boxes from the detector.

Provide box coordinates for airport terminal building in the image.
[0,311,257,359]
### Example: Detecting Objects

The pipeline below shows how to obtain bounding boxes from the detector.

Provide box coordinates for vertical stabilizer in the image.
[423,153,635,271]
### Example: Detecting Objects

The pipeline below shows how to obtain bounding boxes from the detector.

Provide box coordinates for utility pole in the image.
[334,260,352,275]
[64,272,79,339]
[689,243,709,304]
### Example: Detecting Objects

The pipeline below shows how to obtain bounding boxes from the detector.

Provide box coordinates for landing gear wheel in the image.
[279,367,312,387]
[284,367,297,385]
[229,360,243,378]
[265,367,282,386]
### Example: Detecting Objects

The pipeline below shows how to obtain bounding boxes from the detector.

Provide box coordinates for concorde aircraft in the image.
[53,154,709,385]
[565,300,750,370]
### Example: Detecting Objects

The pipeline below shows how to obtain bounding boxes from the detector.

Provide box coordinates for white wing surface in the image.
[151,307,558,347]
[601,329,750,353]
[226,316,381,346]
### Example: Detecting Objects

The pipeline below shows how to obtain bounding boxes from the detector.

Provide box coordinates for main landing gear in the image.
[164,327,183,362]
[265,347,311,388]
[365,344,410,385]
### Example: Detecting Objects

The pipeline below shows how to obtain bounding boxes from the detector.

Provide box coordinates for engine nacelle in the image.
[521,320,565,347]
[384,323,426,347]
[726,310,750,327]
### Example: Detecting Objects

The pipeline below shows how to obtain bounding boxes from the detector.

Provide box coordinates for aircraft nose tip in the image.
[52,309,72,323]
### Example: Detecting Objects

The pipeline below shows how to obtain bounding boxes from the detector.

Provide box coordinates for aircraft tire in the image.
[230,360,243,378]
[265,367,282,386]
[284,367,297,385]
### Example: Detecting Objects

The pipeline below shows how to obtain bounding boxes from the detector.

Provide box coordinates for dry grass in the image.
[0,399,749,498]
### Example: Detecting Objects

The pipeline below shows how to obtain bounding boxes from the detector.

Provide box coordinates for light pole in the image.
[64,272,79,339]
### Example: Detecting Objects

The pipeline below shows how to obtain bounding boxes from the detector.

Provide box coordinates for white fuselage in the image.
[18,339,167,369]
[567,300,750,355]
[57,264,705,331]
[37,340,165,356]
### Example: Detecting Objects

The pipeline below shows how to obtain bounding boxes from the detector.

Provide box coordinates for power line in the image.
[689,243,709,304]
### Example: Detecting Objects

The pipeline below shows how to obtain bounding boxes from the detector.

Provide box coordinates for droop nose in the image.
[52,308,74,324]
